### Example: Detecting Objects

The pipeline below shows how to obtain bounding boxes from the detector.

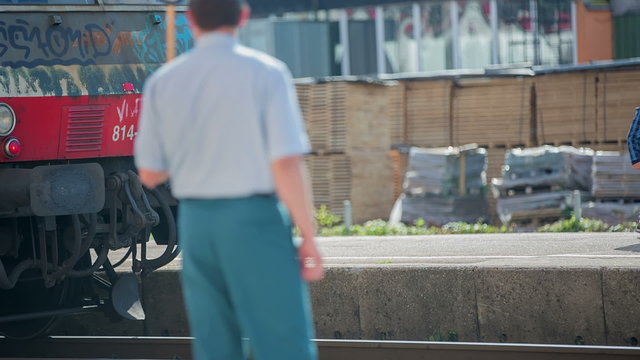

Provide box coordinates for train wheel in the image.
[0,269,70,340]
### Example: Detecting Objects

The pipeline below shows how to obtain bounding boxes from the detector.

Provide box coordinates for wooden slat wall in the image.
[452,77,532,147]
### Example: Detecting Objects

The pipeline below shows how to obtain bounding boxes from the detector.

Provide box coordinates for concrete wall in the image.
[53,267,640,346]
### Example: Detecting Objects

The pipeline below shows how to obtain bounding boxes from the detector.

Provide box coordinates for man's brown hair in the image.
[189,0,245,30]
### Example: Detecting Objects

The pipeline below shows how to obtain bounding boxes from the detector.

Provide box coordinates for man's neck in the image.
[195,27,237,40]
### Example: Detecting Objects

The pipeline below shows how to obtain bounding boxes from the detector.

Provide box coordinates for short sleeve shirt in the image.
[134,32,311,199]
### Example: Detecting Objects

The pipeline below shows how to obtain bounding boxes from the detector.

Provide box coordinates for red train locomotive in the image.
[0,0,190,339]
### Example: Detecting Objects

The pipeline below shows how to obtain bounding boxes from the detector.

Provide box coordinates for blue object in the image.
[627,108,640,166]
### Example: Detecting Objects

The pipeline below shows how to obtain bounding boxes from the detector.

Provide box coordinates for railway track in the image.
[1,336,639,359]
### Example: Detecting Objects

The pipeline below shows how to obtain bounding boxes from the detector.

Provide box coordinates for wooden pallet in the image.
[305,151,394,224]
[508,208,568,228]
[405,80,452,148]
[535,72,598,145]
[452,77,533,147]
[296,81,394,154]
[388,82,407,146]
[496,184,564,198]
[597,70,640,143]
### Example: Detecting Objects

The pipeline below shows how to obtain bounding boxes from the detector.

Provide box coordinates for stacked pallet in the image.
[387,82,407,146]
[405,80,452,148]
[297,81,394,153]
[304,152,395,223]
[492,146,593,225]
[592,151,640,198]
[582,201,640,225]
[298,81,397,223]
[598,70,640,143]
[535,72,598,145]
[580,151,640,225]
[452,77,532,147]
[392,145,488,226]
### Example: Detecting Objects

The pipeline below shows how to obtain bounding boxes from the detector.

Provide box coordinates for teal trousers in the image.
[178,196,317,360]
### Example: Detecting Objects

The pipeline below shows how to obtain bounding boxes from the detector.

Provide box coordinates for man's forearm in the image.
[271,155,323,282]
[271,156,316,238]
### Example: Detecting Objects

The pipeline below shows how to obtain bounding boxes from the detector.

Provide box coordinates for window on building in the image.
[420,1,454,71]
[458,0,493,69]
[384,3,417,73]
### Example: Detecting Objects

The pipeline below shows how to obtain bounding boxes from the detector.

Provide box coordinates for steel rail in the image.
[1,337,640,360]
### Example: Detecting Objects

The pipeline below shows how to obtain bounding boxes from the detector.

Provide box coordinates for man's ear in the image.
[186,10,202,37]
[238,5,251,28]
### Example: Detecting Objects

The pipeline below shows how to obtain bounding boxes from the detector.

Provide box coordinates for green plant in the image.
[537,217,611,233]
[315,205,341,228]
[440,222,509,234]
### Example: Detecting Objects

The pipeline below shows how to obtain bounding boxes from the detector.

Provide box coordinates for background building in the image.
[241,0,640,78]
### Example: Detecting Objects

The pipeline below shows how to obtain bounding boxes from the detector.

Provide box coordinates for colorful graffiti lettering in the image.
[0,19,114,67]
[0,14,193,69]
[131,15,191,71]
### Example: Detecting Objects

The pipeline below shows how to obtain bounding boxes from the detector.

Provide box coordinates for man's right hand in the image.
[298,237,324,282]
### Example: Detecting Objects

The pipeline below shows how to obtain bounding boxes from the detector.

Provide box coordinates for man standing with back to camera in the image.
[134,0,324,359]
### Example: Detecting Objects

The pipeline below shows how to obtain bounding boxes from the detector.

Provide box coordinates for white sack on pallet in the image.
[404,145,487,197]
[495,145,593,191]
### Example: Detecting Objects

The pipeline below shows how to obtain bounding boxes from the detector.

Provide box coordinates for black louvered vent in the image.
[64,106,106,152]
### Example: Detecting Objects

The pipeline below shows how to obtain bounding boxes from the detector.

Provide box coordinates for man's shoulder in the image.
[143,52,194,90]
[234,44,288,74]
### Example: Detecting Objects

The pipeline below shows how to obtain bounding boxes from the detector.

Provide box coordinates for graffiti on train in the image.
[0,16,192,68]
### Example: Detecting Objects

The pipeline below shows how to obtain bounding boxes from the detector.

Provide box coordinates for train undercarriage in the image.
[0,158,179,339]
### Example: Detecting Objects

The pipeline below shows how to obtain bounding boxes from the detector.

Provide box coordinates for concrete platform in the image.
[53,233,640,346]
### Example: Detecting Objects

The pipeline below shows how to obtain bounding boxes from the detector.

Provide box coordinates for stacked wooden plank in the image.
[581,150,640,225]
[297,81,394,153]
[492,146,593,225]
[305,154,351,218]
[304,151,394,224]
[598,70,640,143]
[405,80,452,148]
[296,83,333,151]
[387,82,407,146]
[393,145,488,226]
[535,72,598,145]
[298,81,398,223]
[452,77,533,147]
